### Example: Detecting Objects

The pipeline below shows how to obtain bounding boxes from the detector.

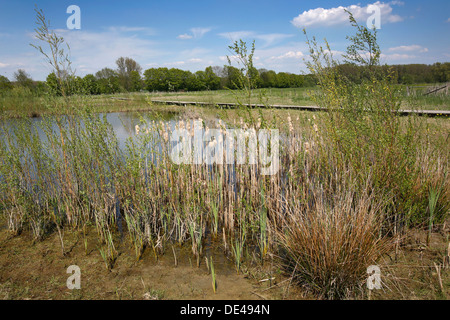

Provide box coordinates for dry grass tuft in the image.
[278,183,393,299]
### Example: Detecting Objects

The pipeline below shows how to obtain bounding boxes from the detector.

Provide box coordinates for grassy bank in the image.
[1,85,449,120]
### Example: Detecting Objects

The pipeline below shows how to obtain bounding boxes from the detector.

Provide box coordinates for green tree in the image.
[431,62,449,83]
[143,68,158,91]
[223,65,242,90]
[276,72,291,88]
[46,72,61,95]
[82,74,99,95]
[144,67,170,91]
[14,69,34,89]
[166,68,187,91]
[69,76,85,95]
[95,68,121,94]
[97,68,119,92]
[116,57,142,91]
[259,69,277,88]
[0,75,13,93]
[204,66,221,90]
[189,71,206,91]
[129,70,143,92]
[303,74,316,87]
[96,67,117,80]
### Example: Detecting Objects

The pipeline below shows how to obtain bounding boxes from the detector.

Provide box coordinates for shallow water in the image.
[0,110,179,148]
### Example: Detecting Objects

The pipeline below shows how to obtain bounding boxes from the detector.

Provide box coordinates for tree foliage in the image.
[116,57,142,91]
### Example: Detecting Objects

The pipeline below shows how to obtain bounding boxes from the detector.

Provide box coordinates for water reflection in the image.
[0,110,180,149]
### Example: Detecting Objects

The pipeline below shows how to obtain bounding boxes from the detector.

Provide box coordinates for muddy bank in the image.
[0,224,292,300]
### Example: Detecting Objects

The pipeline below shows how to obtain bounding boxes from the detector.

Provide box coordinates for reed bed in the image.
[0,106,448,297]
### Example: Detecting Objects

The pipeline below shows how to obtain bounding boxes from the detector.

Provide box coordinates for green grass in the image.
[401,84,450,110]
[147,85,449,110]
[1,85,447,120]
[148,87,316,106]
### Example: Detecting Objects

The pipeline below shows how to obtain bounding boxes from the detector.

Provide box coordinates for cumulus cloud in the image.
[0,62,9,68]
[291,1,403,28]
[388,45,428,53]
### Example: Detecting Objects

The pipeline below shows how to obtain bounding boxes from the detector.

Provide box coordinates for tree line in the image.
[336,62,450,85]
[0,57,315,96]
[1,58,449,96]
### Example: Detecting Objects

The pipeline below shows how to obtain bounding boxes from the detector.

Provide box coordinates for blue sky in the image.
[0,0,449,81]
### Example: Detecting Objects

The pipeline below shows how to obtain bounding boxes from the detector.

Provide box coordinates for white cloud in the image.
[218,31,255,42]
[389,1,405,5]
[217,42,311,73]
[163,61,185,66]
[387,14,403,23]
[145,62,160,67]
[381,53,416,61]
[106,26,156,35]
[324,49,345,56]
[254,33,295,47]
[177,34,193,40]
[447,18,450,23]
[219,54,239,63]
[388,45,428,53]
[177,27,211,40]
[291,1,403,28]
[191,27,212,39]
[268,51,304,61]
[218,31,295,48]
[188,58,203,63]
[30,28,162,77]
[0,62,9,68]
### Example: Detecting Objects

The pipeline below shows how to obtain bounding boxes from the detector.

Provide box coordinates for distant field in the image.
[0,86,448,119]
[147,87,316,106]
[145,85,450,111]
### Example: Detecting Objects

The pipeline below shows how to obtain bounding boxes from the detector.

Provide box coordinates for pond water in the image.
[0,110,179,147]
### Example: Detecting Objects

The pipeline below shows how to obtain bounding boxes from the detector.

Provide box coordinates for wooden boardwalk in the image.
[150,100,450,117]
